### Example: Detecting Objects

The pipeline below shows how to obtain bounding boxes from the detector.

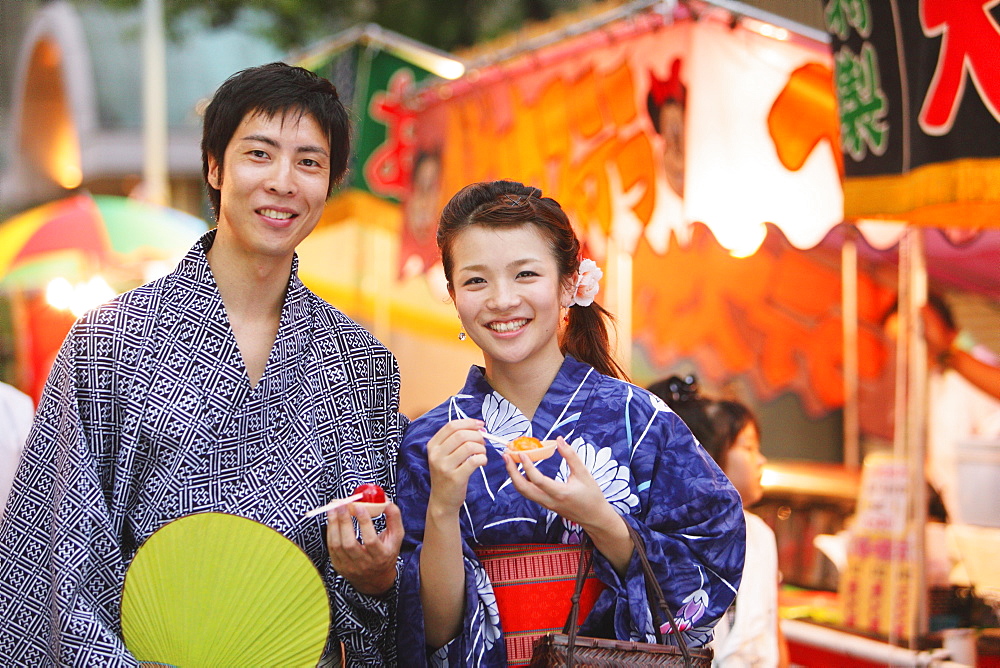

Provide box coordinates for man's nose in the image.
[265,160,296,195]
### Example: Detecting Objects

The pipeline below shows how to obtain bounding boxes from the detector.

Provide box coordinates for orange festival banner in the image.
[403,9,886,417]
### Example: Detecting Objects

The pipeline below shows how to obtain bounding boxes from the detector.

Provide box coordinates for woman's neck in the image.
[484,353,564,422]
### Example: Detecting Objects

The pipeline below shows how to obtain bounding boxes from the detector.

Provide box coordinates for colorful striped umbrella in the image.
[0,193,208,289]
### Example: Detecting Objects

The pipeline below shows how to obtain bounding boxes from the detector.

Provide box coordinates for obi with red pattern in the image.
[474,542,606,667]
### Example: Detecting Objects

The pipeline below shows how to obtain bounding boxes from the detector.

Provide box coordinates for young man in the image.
[0,63,406,666]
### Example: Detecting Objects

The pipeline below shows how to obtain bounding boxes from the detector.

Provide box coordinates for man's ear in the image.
[207,155,222,190]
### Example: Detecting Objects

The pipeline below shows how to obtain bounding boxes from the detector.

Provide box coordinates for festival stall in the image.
[391,0,1000,663]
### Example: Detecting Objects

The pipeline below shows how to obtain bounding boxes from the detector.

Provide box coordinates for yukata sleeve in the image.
[589,409,745,648]
[395,419,504,667]
[0,334,139,667]
[326,563,401,665]
[332,397,410,665]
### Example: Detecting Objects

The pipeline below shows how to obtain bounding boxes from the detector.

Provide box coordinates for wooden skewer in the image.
[304,493,364,518]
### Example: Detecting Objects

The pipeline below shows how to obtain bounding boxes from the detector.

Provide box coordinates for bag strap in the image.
[562,520,694,667]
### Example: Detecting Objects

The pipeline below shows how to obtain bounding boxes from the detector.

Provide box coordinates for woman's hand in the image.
[426,418,488,514]
[501,437,614,531]
[420,419,488,647]
[503,437,633,573]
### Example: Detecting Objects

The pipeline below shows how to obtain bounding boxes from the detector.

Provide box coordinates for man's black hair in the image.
[201,62,350,220]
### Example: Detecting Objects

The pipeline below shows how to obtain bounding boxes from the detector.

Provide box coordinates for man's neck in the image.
[206,237,290,321]
[205,236,291,387]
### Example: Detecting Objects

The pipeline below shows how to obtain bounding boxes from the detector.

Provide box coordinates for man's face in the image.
[207,109,331,261]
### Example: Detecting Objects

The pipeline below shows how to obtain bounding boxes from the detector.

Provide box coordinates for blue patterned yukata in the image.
[396,355,745,666]
[0,230,406,667]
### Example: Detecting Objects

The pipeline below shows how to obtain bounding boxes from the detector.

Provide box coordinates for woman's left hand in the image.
[504,436,633,574]
[501,436,613,530]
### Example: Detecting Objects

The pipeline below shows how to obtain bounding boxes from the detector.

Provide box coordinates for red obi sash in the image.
[474,543,606,667]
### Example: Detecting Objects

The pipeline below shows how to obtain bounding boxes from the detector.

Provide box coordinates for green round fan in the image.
[121,512,330,667]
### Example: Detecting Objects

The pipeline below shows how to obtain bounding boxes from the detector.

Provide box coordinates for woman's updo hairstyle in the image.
[647,375,757,466]
[437,179,627,380]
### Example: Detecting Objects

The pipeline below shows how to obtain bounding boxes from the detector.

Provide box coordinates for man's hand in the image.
[921,304,956,358]
[326,502,404,596]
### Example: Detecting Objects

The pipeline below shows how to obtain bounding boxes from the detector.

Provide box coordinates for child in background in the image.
[648,375,789,668]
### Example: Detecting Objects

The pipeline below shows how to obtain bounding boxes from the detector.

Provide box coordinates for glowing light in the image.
[45,277,74,311]
[385,40,465,80]
[760,467,780,489]
[56,162,83,190]
[744,18,790,41]
[142,260,172,283]
[726,225,767,258]
[46,275,116,317]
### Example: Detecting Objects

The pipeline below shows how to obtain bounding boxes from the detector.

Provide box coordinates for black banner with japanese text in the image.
[825,0,1000,224]
[827,0,1000,175]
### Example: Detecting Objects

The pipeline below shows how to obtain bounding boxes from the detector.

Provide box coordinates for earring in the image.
[458,325,467,341]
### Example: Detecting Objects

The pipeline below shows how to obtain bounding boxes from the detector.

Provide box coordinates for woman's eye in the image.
[462,277,485,286]
[516,270,538,279]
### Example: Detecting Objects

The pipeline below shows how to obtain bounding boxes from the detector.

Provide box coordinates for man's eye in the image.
[250,150,268,158]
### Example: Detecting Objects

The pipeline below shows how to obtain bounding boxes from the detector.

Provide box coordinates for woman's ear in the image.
[561,275,577,308]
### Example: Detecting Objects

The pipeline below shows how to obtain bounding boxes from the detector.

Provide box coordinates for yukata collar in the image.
[460,354,597,412]
[176,229,313,360]
[187,229,307,302]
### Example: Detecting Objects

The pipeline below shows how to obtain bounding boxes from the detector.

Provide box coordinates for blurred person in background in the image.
[920,297,1000,402]
[0,380,33,515]
[883,293,1000,525]
[649,375,789,668]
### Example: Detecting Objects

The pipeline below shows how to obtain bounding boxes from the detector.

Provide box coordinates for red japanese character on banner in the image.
[919,0,1000,135]
[365,69,417,199]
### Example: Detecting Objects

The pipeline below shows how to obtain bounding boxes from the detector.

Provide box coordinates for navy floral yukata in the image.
[396,355,745,666]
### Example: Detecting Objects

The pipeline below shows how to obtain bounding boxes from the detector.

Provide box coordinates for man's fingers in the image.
[381,502,405,547]
[352,504,379,545]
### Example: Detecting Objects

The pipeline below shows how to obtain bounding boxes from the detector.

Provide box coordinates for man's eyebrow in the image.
[241,134,279,148]
[240,134,329,157]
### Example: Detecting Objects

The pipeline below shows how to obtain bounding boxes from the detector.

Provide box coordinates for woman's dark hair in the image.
[201,62,350,220]
[437,180,628,380]
[647,375,757,466]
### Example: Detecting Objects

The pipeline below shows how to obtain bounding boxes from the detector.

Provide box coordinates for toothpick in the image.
[304,493,363,518]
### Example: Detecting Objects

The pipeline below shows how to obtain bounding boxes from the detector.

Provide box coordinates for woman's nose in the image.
[487,282,520,310]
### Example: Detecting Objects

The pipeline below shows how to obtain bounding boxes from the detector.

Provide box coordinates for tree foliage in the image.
[85,0,599,52]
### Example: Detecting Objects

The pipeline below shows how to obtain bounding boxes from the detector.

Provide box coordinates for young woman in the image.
[649,375,789,668]
[396,180,745,666]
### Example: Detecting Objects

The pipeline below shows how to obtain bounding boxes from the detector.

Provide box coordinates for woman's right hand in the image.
[426,418,488,513]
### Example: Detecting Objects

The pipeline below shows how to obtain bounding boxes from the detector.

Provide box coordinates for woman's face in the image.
[723,422,766,507]
[449,224,571,378]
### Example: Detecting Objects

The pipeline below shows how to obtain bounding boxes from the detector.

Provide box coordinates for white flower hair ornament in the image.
[571,258,602,307]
